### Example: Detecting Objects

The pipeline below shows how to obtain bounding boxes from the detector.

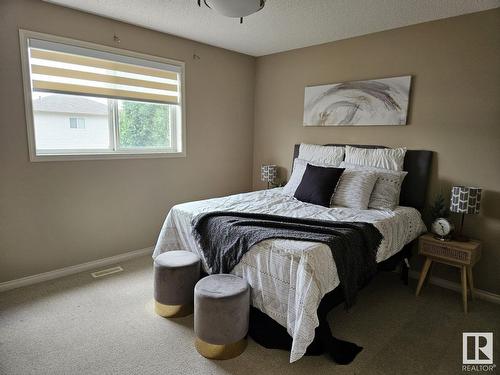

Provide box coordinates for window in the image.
[20,30,185,161]
[69,118,85,129]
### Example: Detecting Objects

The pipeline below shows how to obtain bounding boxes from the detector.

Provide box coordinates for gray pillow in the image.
[340,162,408,210]
[331,169,378,210]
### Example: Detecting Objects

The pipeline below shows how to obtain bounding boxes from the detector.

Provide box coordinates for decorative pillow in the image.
[331,169,378,209]
[340,162,408,210]
[344,145,406,171]
[298,143,345,167]
[282,158,335,196]
[294,164,345,207]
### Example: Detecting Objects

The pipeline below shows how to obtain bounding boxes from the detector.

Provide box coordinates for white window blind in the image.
[28,39,181,105]
[20,30,186,161]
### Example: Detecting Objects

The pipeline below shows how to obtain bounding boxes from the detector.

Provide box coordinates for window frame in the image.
[112,99,178,152]
[19,29,186,162]
[69,117,85,129]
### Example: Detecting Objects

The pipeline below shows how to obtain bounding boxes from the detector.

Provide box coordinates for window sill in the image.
[30,150,186,162]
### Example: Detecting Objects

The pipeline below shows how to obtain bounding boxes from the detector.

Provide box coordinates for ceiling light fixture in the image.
[197,0,265,24]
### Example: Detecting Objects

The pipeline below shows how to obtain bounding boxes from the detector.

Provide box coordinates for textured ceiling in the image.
[44,0,500,56]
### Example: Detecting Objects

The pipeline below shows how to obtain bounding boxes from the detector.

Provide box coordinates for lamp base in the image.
[433,234,451,242]
[453,234,470,242]
[453,213,470,242]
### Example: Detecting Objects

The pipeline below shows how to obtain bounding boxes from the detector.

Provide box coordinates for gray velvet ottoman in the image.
[194,274,250,360]
[154,250,201,318]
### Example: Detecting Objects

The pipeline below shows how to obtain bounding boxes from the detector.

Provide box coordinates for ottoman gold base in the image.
[154,300,193,318]
[195,337,247,360]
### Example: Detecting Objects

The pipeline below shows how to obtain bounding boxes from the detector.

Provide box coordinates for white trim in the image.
[2,252,498,305]
[18,29,187,162]
[19,29,37,160]
[409,270,500,305]
[31,150,185,162]
[0,247,153,293]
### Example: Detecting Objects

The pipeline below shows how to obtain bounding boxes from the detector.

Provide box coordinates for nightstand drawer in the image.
[419,241,471,264]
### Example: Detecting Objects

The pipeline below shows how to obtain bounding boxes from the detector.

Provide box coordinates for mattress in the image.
[153,188,426,362]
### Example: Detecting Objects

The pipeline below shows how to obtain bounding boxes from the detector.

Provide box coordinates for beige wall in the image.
[1,1,499,296]
[0,0,255,282]
[253,9,500,294]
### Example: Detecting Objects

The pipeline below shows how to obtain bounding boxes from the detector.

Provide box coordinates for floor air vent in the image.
[91,266,124,278]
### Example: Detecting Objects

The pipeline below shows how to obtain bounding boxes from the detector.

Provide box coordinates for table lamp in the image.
[261,165,277,189]
[450,186,482,242]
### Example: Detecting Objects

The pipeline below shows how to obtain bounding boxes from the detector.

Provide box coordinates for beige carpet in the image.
[1,255,498,375]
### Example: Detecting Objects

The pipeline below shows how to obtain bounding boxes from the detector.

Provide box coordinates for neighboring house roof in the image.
[32,95,108,115]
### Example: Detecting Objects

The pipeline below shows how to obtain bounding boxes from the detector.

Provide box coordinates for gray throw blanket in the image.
[192,211,383,308]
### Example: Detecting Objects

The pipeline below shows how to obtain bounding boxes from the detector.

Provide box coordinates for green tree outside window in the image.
[118,101,171,148]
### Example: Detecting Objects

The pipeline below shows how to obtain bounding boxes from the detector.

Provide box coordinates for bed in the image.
[153,144,433,363]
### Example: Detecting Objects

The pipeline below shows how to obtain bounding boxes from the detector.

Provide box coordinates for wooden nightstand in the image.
[415,233,481,313]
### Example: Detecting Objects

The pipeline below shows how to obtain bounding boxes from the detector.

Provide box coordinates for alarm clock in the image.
[431,217,454,241]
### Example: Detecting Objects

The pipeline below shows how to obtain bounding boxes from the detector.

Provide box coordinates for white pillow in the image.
[282,158,337,196]
[298,144,344,167]
[340,162,408,210]
[331,169,378,210]
[344,145,406,171]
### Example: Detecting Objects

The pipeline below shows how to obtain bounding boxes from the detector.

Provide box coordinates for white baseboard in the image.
[408,270,500,305]
[3,251,499,305]
[0,246,153,293]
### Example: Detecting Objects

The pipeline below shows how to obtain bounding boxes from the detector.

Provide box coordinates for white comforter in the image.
[153,188,426,362]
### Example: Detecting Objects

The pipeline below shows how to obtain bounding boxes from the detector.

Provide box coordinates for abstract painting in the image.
[303,76,411,126]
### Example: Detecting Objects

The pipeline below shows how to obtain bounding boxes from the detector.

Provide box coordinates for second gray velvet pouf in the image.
[154,250,200,318]
[194,274,250,360]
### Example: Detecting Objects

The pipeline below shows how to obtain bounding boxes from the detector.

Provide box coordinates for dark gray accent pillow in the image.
[294,164,344,207]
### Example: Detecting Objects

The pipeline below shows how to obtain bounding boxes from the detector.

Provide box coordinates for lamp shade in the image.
[260,165,277,183]
[450,186,482,214]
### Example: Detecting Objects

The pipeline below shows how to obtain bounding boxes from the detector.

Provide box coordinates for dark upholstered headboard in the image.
[293,144,433,212]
